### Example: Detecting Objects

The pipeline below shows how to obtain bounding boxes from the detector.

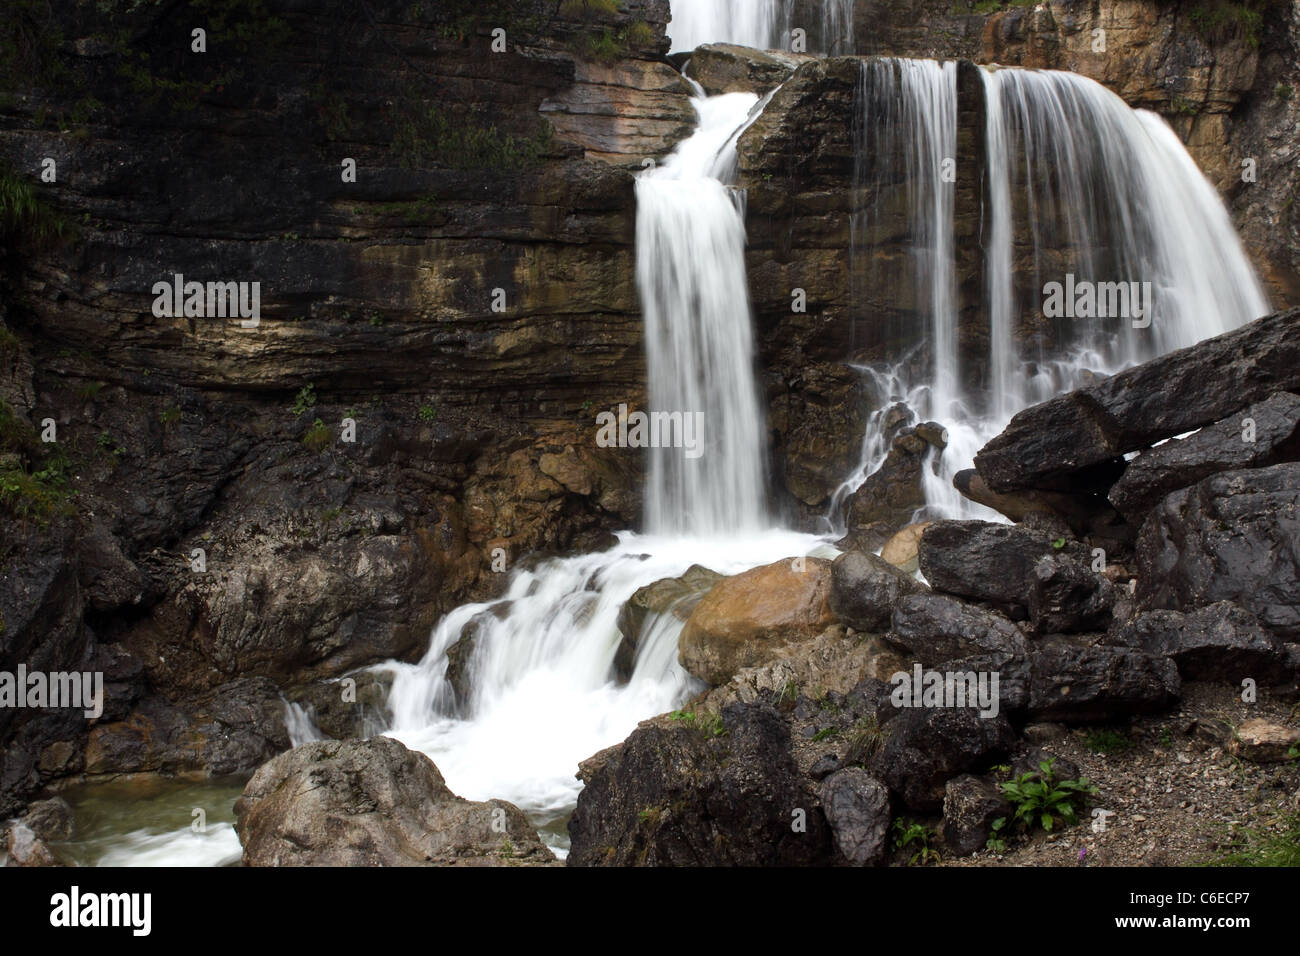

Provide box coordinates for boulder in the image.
[235,737,553,866]
[871,706,1016,811]
[687,43,810,95]
[4,822,60,867]
[819,769,891,866]
[615,565,722,680]
[942,774,1010,856]
[829,550,926,632]
[1136,462,1300,638]
[1028,553,1115,634]
[444,603,511,708]
[22,796,74,842]
[889,593,1028,666]
[839,426,941,553]
[1026,645,1181,723]
[1105,602,1291,683]
[1230,719,1300,763]
[678,558,835,685]
[879,522,930,573]
[1108,391,1300,521]
[567,703,833,866]
[919,520,1081,608]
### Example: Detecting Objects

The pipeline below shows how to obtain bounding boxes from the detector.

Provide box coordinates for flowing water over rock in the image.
[669,0,854,54]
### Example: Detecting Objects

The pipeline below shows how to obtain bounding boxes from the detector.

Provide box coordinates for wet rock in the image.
[1230,718,1300,763]
[819,769,891,866]
[1108,391,1300,522]
[290,669,392,741]
[839,428,935,553]
[1026,645,1180,722]
[445,603,512,708]
[829,550,927,632]
[1028,553,1115,634]
[919,520,1082,607]
[879,522,931,573]
[1136,462,1300,639]
[679,558,835,685]
[889,593,1028,666]
[22,796,74,843]
[953,467,1117,530]
[974,308,1300,492]
[616,565,722,680]
[687,43,810,95]
[810,754,843,780]
[4,822,60,867]
[568,703,833,866]
[871,707,1016,811]
[942,774,1010,856]
[1105,602,1291,683]
[235,737,552,867]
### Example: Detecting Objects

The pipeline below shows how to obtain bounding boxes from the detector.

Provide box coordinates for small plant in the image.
[291,384,317,416]
[1084,727,1134,754]
[1203,813,1300,867]
[77,381,103,401]
[892,818,941,866]
[159,406,182,426]
[500,838,514,858]
[303,418,332,451]
[668,707,726,737]
[843,715,884,767]
[1000,757,1098,833]
[986,817,1007,853]
[812,727,838,742]
[1051,536,1066,550]
[418,403,437,423]
[1276,83,1294,101]
[1159,727,1174,748]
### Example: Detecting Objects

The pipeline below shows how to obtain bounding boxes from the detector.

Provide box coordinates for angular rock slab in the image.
[819,769,891,866]
[830,550,927,633]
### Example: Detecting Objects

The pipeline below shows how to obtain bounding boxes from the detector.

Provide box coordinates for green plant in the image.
[1084,727,1134,754]
[1203,813,1300,867]
[303,418,332,451]
[668,707,726,737]
[77,381,104,401]
[999,757,1098,833]
[0,326,19,355]
[0,161,72,248]
[1051,536,1066,550]
[843,715,884,767]
[812,727,838,742]
[892,818,941,866]
[986,817,1007,853]
[1276,83,1294,101]
[291,384,317,416]
[159,406,182,426]
[418,403,438,423]
[1159,727,1174,748]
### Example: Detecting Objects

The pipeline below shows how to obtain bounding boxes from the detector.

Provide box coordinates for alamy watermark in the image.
[889,664,1000,719]
[0,665,103,719]
[1042,274,1152,328]
[151,273,260,328]
[595,403,705,459]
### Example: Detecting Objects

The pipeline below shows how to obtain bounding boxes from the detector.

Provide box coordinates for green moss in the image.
[303,418,333,451]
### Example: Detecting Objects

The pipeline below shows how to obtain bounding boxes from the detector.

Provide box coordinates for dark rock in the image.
[616,565,722,681]
[974,308,1300,492]
[942,774,1010,856]
[1105,602,1291,683]
[838,426,935,553]
[235,737,552,866]
[687,44,810,95]
[290,670,393,740]
[819,769,891,866]
[1026,645,1181,722]
[953,467,1120,531]
[1109,391,1300,521]
[889,593,1028,666]
[919,520,1081,607]
[1136,462,1300,639]
[809,754,843,780]
[1028,553,1115,634]
[871,707,1016,811]
[567,702,833,866]
[445,603,512,709]
[22,797,74,843]
[829,550,927,632]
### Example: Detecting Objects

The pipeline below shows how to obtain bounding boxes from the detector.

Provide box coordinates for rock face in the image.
[567,703,833,866]
[687,44,813,95]
[235,737,552,867]
[1026,645,1181,723]
[870,707,1016,811]
[1028,554,1115,635]
[678,558,835,685]
[1136,463,1300,639]
[829,550,926,632]
[1108,391,1300,522]
[973,309,1300,493]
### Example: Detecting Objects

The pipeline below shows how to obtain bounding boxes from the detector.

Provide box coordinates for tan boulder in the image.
[678,557,835,685]
[1231,719,1300,764]
[880,522,931,573]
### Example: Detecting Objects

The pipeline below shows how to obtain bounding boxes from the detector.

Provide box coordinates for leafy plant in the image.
[418,403,438,423]
[843,715,885,767]
[999,757,1098,833]
[892,818,941,866]
[1084,727,1134,754]
[159,406,182,426]
[303,418,332,451]
[985,817,1007,853]
[291,384,317,416]
[668,707,726,737]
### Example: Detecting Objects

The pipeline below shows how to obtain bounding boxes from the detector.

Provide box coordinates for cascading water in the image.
[380,85,821,855]
[669,0,854,54]
[831,64,1270,536]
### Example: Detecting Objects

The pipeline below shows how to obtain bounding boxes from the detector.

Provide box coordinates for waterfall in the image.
[380,85,821,854]
[980,67,1270,420]
[669,0,854,54]
[638,90,771,534]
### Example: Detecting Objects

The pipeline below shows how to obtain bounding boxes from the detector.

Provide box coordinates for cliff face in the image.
[0,0,692,812]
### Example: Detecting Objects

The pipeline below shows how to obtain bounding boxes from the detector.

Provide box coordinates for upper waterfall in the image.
[668,0,855,54]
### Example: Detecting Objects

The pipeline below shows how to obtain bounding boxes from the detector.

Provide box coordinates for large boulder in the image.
[687,43,810,95]
[839,425,946,552]
[1108,391,1300,521]
[974,307,1300,493]
[829,550,926,632]
[870,707,1016,811]
[567,703,833,866]
[1026,644,1181,722]
[235,737,553,866]
[1105,602,1292,683]
[1136,462,1300,639]
[1028,553,1115,634]
[879,522,931,573]
[615,565,722,680]
[678,558,835,685]
[818,769,891,867]
[889,593,1028,666]
[918,520,1082,608]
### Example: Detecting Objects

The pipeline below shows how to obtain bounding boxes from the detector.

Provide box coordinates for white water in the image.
[669,0,854,54]
[380,86,820,853]
[831,64,1269,533]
